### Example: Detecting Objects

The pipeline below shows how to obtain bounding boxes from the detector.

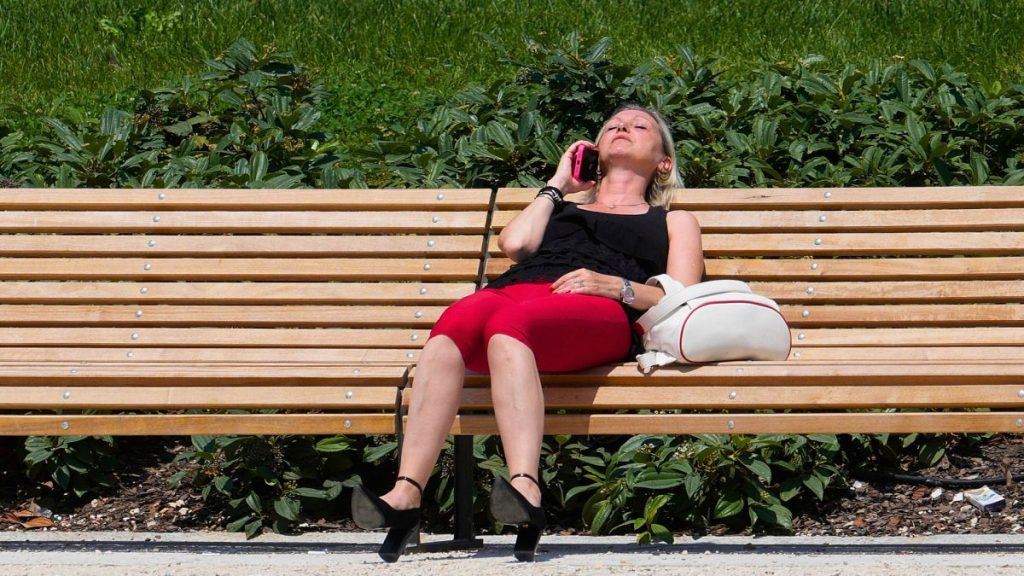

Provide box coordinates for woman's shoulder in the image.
[666,208,700,228]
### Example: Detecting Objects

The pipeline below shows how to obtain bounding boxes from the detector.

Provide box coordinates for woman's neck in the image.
[595,168,649,207]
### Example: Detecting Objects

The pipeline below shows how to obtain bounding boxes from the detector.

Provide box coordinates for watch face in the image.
[622,284,636,304]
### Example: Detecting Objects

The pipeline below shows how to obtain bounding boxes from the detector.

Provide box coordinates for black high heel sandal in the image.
[351,476,423,563]
[490,472,546,562]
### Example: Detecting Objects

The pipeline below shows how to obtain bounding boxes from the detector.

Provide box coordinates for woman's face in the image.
[597,109,667,176]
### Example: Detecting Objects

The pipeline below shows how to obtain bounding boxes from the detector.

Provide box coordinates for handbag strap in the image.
[635,278,753,334]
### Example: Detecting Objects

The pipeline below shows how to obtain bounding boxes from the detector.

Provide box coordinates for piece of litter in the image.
[964,486,1006,513]
[930,487,944,500]
[952,492,964,503]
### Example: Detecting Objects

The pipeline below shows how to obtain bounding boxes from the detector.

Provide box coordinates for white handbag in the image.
[634,275,791,373]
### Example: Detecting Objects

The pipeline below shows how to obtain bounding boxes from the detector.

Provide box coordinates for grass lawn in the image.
[2,0,1023,138]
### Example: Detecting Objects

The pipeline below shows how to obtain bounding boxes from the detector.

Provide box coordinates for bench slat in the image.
[488,257,1024,281]
[703,232,1024,256]
[0,211,488,233]
[495,187,1024,210]
[443,385,1024,409]
[0,305,445,327]
[490,208,1024,232]
[0,258,480,281]
[0,328,429,347]
[0,188,492,210]
[450,412,1024,435]
[779,304,1024,327]
[0,282,474,304]
[791,327,1024,346]
[753,281,1024,304]
[787,347,1024,362]
[709,257,1024,280]
[0,363,407,385]
[489,232,1024,257]
[0,414,397,436]
[1,386,399,409]
[0,235,485,257]
[2,304,1017,328]
[447,362,1024,386]
[0,347,420,363]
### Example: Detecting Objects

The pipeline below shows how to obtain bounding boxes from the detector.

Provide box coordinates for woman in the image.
[351,105,704,562]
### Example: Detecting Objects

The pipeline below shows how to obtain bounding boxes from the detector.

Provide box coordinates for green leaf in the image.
[191,435,216,452]
[779,478,802,502]
[649,523,674,544]
[564,482,601,503]
[168,470,189,488]
[802,475,826,500]
[225,515,250,533]
[245,492,263,513]
[42,118,83,151]
[249,151,268,183]
[684,474,702,498]
[54,464,72,490]
[752,503,794,530]
[634,472,685,490]
[589,501,614,535]
[738,456,772,483]
[644,494,672,522]
[363,441,397,463]
[293,487,329,499]
[713,489,744,519]
[244,519,263,539]
[273,497,300,521]
[213,475,234,495]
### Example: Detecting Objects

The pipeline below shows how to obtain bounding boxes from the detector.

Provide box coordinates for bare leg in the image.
[380,336,465,510]
[487,334,544,506]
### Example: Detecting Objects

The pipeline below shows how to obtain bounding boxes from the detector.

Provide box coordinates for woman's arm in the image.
[498,141,597,262]
[664,209,704,286]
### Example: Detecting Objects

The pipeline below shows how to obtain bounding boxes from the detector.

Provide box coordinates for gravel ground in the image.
[3,532,1024,576]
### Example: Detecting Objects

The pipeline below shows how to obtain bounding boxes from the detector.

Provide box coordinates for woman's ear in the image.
[657,156,673,175]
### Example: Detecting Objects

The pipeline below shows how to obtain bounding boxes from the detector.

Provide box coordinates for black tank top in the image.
[487,202,671,357]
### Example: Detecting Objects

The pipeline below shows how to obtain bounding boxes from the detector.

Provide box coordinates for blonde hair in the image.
[581,105,683,210]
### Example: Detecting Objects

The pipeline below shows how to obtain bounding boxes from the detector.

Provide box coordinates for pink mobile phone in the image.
[572,145,599,182]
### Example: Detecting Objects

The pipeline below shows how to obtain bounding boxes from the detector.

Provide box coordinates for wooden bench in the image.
[4,185,1023,546]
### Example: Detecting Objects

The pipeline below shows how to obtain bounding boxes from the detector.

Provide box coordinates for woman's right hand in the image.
[547,141,598,195]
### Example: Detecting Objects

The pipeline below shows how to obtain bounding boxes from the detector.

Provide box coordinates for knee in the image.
[419,335,465,373]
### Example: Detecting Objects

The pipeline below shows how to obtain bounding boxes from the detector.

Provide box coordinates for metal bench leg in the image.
[407,435,484,553]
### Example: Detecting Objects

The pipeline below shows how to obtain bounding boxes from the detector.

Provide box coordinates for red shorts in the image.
[429,281,632,373]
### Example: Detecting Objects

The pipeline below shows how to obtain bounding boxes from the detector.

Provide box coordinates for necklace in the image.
[600,201,648,209]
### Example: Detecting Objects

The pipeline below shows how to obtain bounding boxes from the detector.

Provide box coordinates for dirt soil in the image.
[2,435,1023,538]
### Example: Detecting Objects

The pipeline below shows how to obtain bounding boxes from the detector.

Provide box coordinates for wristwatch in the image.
[620,278,636,304]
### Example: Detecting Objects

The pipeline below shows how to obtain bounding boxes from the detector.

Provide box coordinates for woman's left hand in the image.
[551,268,620,298]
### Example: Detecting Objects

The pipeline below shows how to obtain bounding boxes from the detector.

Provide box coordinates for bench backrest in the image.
[0,188,490,360]
[487,186,1024,362]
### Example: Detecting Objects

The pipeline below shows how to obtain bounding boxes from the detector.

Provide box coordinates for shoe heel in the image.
[513,524,542,562]
[378,523,420,563]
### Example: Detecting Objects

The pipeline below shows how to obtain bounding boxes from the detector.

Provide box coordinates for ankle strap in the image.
[396,475,424,496]
[509,472,541,487]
